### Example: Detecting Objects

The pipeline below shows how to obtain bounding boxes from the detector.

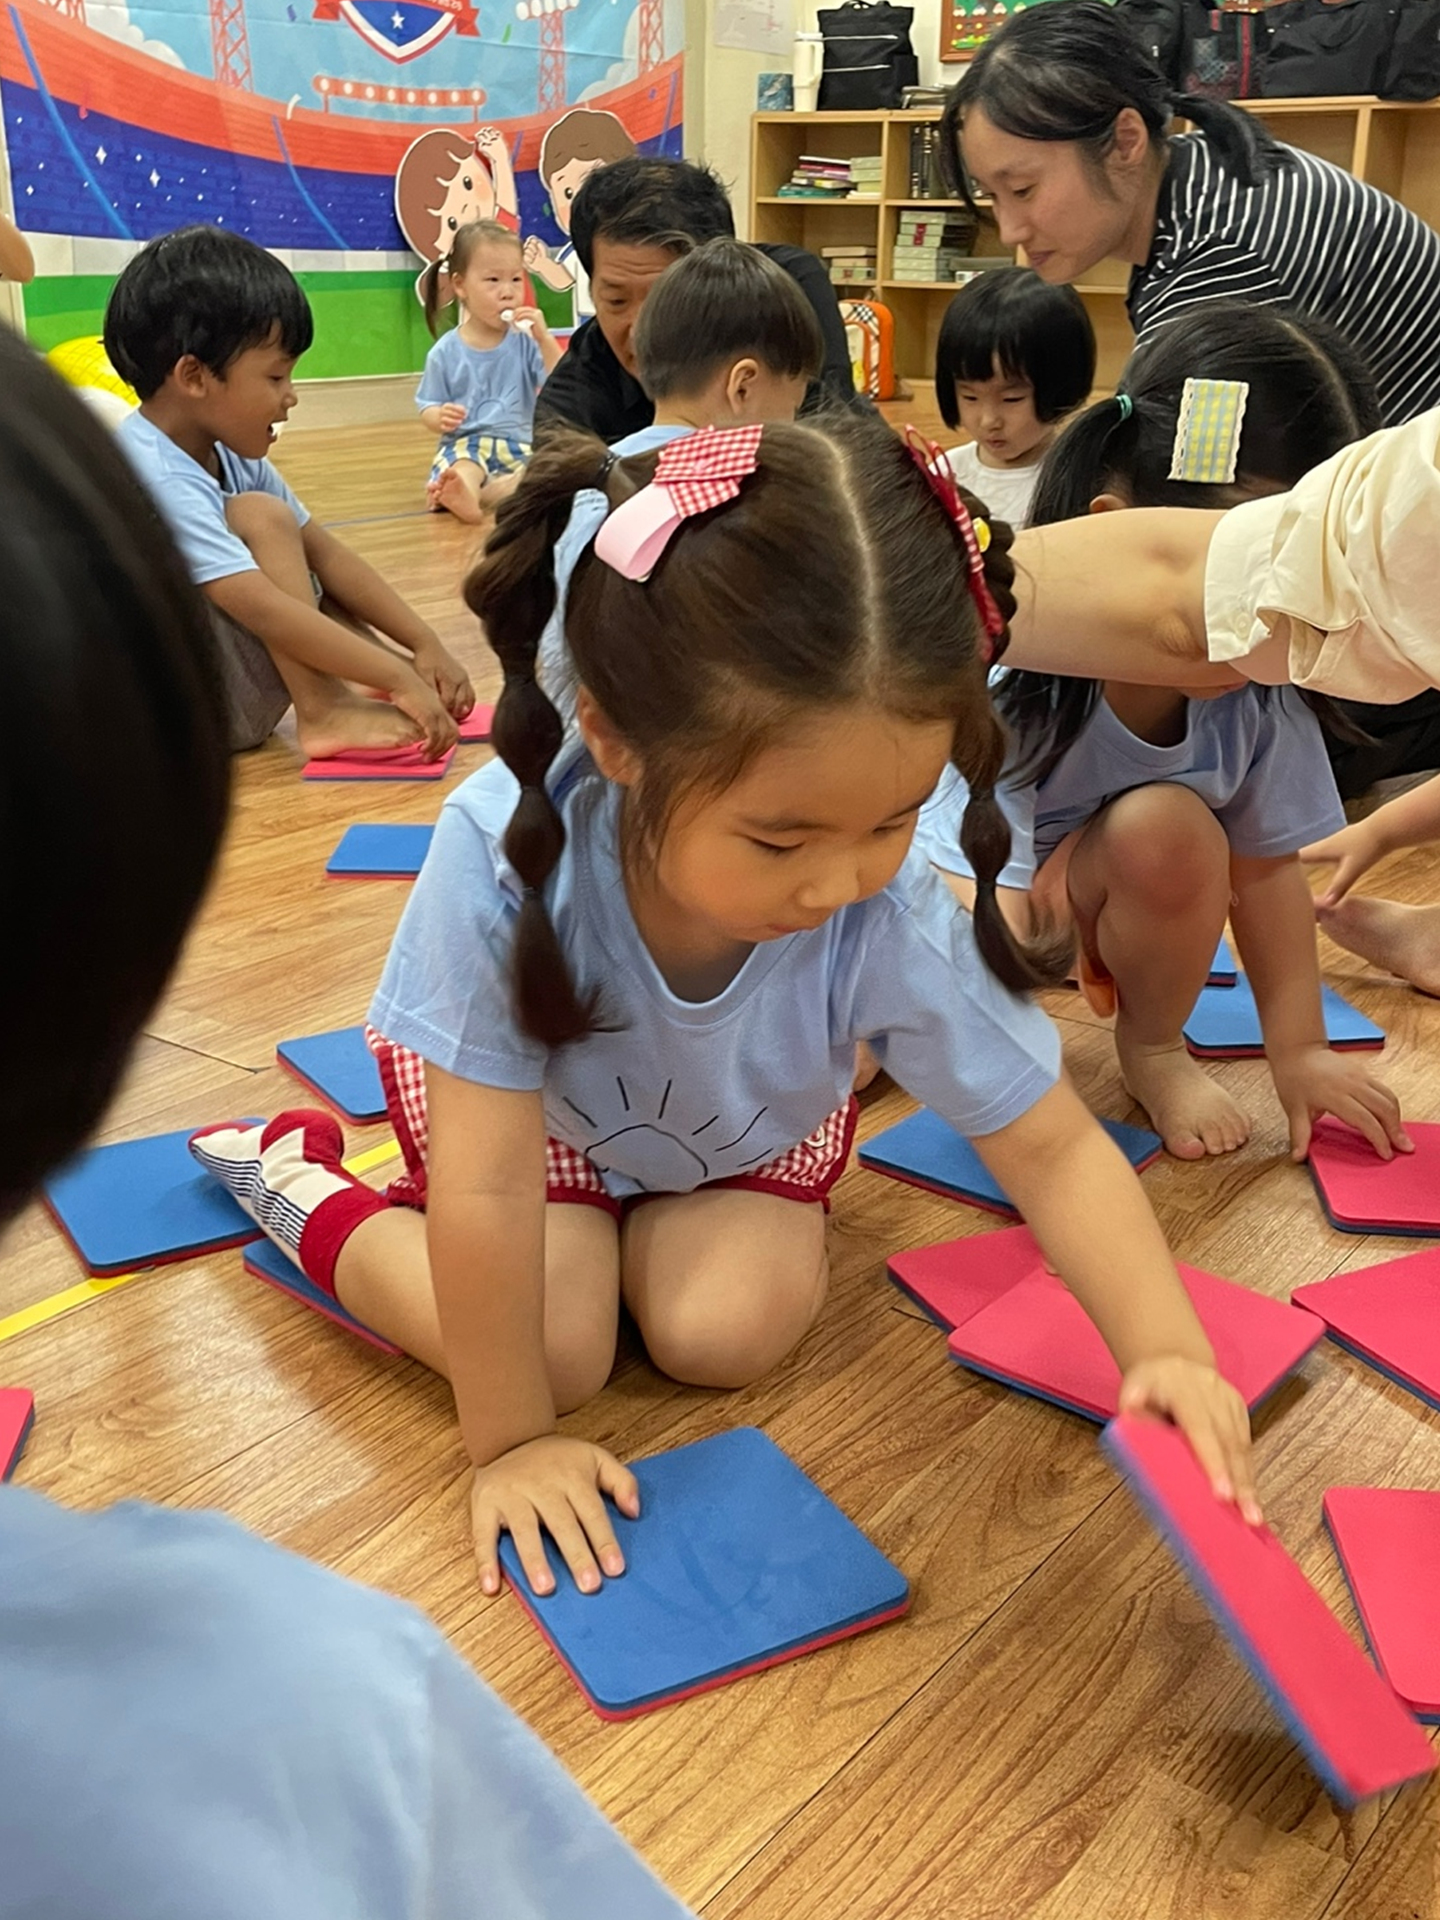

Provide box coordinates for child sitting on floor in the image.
[108,226,470,760]
[1304,777,1440,997]
[935,267,1094,529]
[418,219,560,524]
[538,234,822,719]
[915,303,1407,1165]
[192,409,1259,1609]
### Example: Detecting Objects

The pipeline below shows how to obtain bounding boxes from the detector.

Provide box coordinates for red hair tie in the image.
[903,426,1006,660]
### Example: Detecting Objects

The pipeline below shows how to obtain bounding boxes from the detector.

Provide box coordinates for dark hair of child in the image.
[569,155,735,278]
[940,0,1289,209]
[420,216,524,336]
[465,410,1073,1047]
[996,300,1380,782]
[0,327,230,1222]
[632,237,824,402]
[934,267,1096,431]
[103,225,314,402]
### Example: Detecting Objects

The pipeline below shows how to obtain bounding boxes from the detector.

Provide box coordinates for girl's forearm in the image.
[1008,510,1237,689]
[1229,856,1327,1057]
[976,1080,1214,1373]
[427,1190,556,1467]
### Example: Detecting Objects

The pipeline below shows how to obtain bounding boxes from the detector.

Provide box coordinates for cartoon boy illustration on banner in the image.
[523,109,636,326]
[395,125,520,308]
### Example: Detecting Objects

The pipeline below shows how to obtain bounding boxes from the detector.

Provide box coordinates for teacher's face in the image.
[959,107,1154,282]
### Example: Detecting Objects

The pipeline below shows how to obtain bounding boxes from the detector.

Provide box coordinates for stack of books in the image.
[892,209,978,282]
[777,153,883,199]
[847,154,883,200]
[823,245,878,290]
[780,155,856,198]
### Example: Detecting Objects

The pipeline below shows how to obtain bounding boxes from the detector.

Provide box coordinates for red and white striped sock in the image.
[189,1109,387,1297]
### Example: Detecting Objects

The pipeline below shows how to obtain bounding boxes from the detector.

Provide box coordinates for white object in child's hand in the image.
[501,308,535,336]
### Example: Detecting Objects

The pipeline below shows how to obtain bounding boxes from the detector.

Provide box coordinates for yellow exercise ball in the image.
[46,335,138,408]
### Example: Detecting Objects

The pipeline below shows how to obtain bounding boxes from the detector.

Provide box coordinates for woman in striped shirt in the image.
[940,0,1440,426]
[941,0,1440,788]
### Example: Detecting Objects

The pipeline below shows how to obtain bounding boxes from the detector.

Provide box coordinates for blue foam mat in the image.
[42,1124,262,1275]
[496,1427,909,1718]
[859,1108,1161,1215]
[276,1026,386,1123]
[1208,936,1237,987]
[1185,977,1383,1057]
[326,824,434,878]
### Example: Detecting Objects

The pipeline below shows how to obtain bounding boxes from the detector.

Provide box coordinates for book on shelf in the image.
[822,245,876,258]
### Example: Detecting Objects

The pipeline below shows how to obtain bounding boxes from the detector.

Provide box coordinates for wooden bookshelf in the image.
[750,99,1440,390]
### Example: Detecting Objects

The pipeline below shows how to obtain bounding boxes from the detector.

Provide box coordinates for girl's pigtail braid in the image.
[950,482,1073,993]
[464,433,621,1046]
[420,255,451,339]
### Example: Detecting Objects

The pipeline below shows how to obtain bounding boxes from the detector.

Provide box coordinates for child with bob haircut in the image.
[417,218,560,523]
[916,303,1407,1165]
[193,408,1259,1607]
[936,265,1095,527]
[108,226,471,759]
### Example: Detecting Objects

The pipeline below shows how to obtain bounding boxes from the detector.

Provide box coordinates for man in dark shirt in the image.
[534,155,857,442]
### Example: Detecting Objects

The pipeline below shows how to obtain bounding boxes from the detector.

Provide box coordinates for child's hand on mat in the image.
[1269,1046,1411,1163]
[411,637,475,719]
[471,1435,640,1599]
[1118,1357,1261,1524]
[392,672,459,758]
[1303,820,1386,908]
[436,402,467,434]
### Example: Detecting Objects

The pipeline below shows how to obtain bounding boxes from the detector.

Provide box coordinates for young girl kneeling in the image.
[917,304,1408,1164]
[194,413,1257,1598]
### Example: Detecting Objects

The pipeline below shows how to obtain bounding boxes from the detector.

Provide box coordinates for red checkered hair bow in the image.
[594,424,765,581]
[903,426,1006,659]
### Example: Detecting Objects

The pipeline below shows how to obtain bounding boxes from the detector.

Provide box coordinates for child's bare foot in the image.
[294,688,421,761]
[1117,1035,1251,1159]
[432,466,487,525]
[1319,897,1440,998]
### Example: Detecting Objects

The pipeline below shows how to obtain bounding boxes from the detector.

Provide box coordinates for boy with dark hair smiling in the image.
[108,226,471,758]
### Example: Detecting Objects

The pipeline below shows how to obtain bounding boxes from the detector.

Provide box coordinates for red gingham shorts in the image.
[365,1027,857,1219]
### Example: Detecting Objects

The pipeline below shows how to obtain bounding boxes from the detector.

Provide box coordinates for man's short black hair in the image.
[934,267,1095,429]
[570,156,734,277]
[634,238,823,400]
[104,225,314,401]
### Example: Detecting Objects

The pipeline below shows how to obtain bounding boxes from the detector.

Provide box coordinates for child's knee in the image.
[224,490,300,548]
[547,1318,616,1414]
[1100,785,1229,907]
[643,1254,828,1390]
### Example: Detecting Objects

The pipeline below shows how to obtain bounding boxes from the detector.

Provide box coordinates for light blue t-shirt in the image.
[369,749,1062,1199]
[536,423,691,722]
[416,326,546,441]
[0,1486,693,1920]
[116,408,310,587]
[914,687,1345,885]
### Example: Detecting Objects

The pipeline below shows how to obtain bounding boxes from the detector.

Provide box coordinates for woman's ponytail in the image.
[1168,91,1289,188]
[465,432,622,1046]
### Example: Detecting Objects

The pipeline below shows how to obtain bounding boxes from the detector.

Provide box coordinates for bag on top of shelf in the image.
[816,2,919,110]
[1381,0,1440,98]
[1118,0,1440,101]
[1260,0,1399,96]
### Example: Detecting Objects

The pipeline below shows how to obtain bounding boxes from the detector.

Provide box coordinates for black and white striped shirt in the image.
[1129,133,1440,425]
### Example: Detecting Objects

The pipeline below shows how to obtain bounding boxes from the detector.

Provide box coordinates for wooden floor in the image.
[5,413,1440,1919]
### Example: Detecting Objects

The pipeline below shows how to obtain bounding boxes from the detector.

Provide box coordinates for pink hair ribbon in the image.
[594,423,765,582]
[903,426,1006,658]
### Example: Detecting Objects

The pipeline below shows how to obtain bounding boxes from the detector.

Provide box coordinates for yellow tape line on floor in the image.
[0,1139,400,1347]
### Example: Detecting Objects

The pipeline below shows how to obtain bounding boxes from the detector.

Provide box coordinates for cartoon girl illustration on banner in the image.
[523,109,636,325]
[395,126,520,308]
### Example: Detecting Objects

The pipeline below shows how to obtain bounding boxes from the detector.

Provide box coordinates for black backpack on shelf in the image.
[1260,0,1397,95]
[1117,0,1440,100]
[816,2,919,110]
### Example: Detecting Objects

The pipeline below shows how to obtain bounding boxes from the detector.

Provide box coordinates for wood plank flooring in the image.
[4,412,1440,1918]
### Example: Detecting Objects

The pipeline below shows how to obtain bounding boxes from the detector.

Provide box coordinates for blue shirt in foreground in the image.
[370,749,1062,1201]
[0,1485,693,1920]
[116,408,309,586]
[914,686,1345,884]
[416,325,546,442]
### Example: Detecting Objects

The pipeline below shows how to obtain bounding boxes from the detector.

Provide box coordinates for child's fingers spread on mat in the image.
[597,1451,641,1522]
